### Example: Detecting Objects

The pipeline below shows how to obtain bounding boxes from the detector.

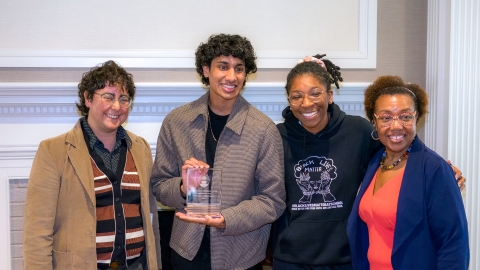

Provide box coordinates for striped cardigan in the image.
[92,149,145,267]
[151,92,286,270]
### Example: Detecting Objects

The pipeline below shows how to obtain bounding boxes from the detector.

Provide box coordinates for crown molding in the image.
[0,81,370,178]
[0,82,368,122]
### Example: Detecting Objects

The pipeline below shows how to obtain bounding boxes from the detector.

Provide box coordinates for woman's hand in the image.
[447,160,466,191]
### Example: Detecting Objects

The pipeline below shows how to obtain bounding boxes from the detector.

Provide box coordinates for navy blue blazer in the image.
[347,136,469,269]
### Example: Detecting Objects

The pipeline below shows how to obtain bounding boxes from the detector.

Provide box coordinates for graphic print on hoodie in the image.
[292,156,341,210]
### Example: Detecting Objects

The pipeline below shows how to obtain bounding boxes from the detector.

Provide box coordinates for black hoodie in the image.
[273,103,381,266]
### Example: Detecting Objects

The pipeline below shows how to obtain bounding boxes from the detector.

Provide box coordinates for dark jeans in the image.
[158,210,175,270]
[171,227,211,269]
[98,250,147,270]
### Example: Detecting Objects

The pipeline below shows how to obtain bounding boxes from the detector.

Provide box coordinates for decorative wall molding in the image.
[0,80,369,269]
[0,81,369,176]
[0,0,377,69]
[0,82,368,123]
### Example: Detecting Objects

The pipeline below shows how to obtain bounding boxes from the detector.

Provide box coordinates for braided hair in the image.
[285,54,343,94]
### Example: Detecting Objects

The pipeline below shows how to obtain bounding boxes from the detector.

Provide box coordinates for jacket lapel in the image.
[66,121,96,204]
[348,148,383,268]
[186,92,209,162]
[392,137,425,254]
[128,133,147,195]
[224,94,248,136]
[213,95,248,169]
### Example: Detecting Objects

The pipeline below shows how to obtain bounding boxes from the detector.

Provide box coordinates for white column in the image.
[425,0,451,158]
[428,0,479,267]
[448,0,480,268]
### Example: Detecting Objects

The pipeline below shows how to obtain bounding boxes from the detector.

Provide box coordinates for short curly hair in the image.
[285,54,343,94]
[364,75,428,122]
[76,60,135,117]
[195,34,257,86]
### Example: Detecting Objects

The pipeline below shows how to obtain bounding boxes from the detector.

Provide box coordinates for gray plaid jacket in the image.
[151,91,285,270]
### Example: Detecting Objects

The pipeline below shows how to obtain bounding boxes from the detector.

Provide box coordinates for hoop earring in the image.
[371,129,380,141]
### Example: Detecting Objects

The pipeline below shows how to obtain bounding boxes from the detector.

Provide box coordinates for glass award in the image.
[185,168,221,217]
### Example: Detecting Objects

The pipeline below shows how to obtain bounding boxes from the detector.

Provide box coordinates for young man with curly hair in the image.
[151,34,286,270]
[23,60,160,270]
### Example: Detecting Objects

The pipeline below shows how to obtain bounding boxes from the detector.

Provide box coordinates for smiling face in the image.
[288,74,333,134]
[202,55,246,113]
[84,83,130,137]
[374,94,417,157]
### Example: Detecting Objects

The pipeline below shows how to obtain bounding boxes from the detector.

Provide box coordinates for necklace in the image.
[207,108,228,142]
[379,144,412,170]
[208,116,218,142]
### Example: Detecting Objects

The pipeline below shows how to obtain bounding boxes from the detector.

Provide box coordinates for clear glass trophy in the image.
[185,168,221,217]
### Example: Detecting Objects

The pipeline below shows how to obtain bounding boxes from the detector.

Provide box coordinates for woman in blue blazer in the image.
[347,75,469,269]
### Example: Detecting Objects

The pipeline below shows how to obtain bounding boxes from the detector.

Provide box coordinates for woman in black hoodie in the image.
[272,55,381,269]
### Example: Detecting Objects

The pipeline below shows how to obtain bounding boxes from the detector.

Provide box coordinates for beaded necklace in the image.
[379,144,412,170]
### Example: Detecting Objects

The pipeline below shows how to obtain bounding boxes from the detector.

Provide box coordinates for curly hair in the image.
[195,34,257,86]
[364,75,428,122]
[285,54,343,94]
[76,60,136,117]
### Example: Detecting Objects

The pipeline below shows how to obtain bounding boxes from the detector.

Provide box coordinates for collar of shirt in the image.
[80,117,131,151]
[187,91,249,138]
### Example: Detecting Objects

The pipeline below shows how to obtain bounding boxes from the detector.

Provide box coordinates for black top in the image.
[205,106,229,167]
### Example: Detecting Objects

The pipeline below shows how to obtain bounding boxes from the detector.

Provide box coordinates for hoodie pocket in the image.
[52,250,73,270]
[275,220,351,265]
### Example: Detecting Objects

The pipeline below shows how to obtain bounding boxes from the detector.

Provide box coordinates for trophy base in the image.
[186,203,221,218]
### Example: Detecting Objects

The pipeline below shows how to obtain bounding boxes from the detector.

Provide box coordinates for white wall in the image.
[0,0,376,69]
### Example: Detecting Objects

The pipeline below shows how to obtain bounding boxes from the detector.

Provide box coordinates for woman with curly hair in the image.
[23,60,160,270]
[151,34,285,270]
[347,75,469,269]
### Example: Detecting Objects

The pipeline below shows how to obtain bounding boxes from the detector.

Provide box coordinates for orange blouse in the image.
[359,169,404,270]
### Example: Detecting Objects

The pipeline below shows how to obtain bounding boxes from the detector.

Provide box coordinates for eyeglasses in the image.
[94,92,132,108]
[374,111,417,127]
[288,89,327,105]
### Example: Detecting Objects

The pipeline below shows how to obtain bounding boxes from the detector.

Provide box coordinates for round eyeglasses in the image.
[288,89,327,105]
[374,111,417,127]
[94,92,132,108]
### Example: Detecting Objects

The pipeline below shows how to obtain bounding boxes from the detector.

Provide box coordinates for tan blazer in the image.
[23,120,159,270]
